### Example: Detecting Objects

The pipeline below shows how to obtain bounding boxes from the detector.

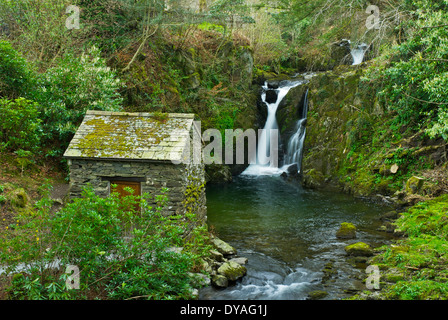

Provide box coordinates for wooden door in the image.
[111,181,141,212]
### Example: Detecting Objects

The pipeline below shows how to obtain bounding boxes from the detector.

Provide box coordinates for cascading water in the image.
[351,43,368,65]
[242,80,303,176]
[283,89,309,173]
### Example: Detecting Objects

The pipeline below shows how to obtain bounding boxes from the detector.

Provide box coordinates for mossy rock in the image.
[307,290,328,300]
[217,261,247,281]
[405,176,424,195]
[211,237,236,256]
[345,242,373,257]
[336,222,357,239]
[383,268,405,283]
[9,188,29,209]
[302,169,325,189]
[212,274,229,288]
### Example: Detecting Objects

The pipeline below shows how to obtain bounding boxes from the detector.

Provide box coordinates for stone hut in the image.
[63,110,206,225]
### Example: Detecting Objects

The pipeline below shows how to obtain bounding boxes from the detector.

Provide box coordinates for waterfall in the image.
[351,43,368,65]
[242,80,302,176]
[283,89,309,173]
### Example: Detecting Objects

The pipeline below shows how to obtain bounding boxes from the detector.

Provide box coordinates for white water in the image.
[242,81,303,176]
[351,43,368,65]
[283,89,309,173]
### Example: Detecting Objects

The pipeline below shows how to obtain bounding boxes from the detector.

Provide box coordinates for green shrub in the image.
[33,46,123,151]
[1,186,206,300]
[0,40,33,99]
[0,98,42,152]
[365,0,448,140]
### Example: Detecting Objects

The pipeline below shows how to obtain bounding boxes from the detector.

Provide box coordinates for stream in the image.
[199,175,394,300]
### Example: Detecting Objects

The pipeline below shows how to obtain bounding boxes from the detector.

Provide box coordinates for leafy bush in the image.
[32,46,123,150]
[0,40,33,99]
[365,0,448,140]
[0,186,207,300]
[0,98,42,152]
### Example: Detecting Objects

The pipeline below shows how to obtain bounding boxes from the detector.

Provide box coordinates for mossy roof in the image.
[63,110,195,162]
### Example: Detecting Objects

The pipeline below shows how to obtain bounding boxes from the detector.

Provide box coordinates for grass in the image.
[366,195,448,299]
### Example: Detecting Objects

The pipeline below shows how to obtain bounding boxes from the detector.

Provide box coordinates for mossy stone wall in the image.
[68,158,206,223]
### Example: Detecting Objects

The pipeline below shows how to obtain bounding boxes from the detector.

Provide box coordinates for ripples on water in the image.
[199,175,394,300]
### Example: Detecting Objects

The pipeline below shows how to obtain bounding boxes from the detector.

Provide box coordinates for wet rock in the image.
[265,89,278,104]
[307,290,328,300]
[302,169,325,189]
[229,257,248,265]
[217,261,247,281]
[322,262,338,283]
[212,275,229,288]
[380,210,399,221]
[345,242,373,257]
[336,222,357,239]
[205,164,233,184]
[377,222,396,233]
[209,249,225,262]
[211,237,236,256]
[328,39,353,67]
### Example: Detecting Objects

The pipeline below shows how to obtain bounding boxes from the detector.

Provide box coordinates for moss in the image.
[9,188,29,209]
[345,242,373,257]
[74,114,186,158]
[336,222,357,239]
[367,195,448,299]
[307,290,328,300]
[217,261,247,281]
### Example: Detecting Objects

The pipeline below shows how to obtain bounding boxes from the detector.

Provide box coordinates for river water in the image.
[199,175,394,300]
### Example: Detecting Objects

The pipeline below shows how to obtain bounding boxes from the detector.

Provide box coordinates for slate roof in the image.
[63,110,195,162]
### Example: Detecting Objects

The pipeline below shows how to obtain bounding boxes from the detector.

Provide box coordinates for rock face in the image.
[205,164,233,184]
[329,39,353,67]
[336,222,357,239]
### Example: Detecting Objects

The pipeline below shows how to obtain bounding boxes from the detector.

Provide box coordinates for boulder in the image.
[229,257,248,265]
[405,176,424,195]
[209,249,225,262]
[212,275,229,288]
[10,188,29,209]
[336,222,357,239]
[307,290,328,300]
[211,237,236,256]
[265,89,278,104]
[217,261,247,281]
[344,242,373,257]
